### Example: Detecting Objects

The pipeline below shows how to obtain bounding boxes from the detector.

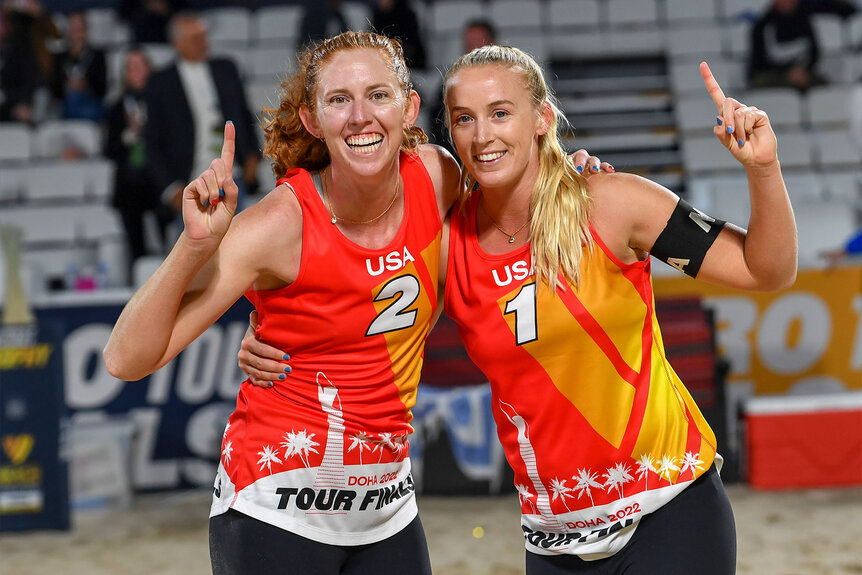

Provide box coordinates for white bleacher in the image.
[342,1,373,32]
[667,26,724,61]
[427,0,485,35]
[23,163,88,204]
[675,95,722,136]
[665,0,717,25]
[743,88,803,130]
[670,59,746,95]
[32,119,102,159]
[498,32,548,65]
[0,123,32,163]
[719,0,770,21]
[811,13,847,55]
[606,28,664,55]
[805,84,853,128]
[772,130,814,170]
[548,30,605,59]
[76,204,125,243]
[794,199,859,264]
[203,7,252,46]
[489,0,543,31]
[605,0,659,28]
[0,206,77,245]
[141,43,176,72]
[252,5,304,44]
[246,46,296,81]
[546,0,600,29]
[723,20,751,59]
[0,165,28,204]
[811,129,862,168]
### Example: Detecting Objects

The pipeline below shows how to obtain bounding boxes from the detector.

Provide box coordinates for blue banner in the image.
[0,321,69,531]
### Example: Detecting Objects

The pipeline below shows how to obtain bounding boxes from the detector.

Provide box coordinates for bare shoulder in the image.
[586,171,681,256]
[416,143,461,215]
[220,183,303,285]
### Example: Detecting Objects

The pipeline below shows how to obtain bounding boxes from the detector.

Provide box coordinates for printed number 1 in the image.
[504,282,537,345]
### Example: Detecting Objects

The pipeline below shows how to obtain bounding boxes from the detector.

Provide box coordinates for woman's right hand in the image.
[182,121,239,245]
[238,311,292,387]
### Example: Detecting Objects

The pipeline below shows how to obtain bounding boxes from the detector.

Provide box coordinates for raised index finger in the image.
[700,61,726,111]
[221,120,235,173]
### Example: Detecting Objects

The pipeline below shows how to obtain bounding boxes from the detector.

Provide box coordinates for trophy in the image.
[1,224,35,326]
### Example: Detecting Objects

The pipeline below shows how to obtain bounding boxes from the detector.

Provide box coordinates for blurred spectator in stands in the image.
[0,0,59,124]
[372,0,426,69]
[105,47,169,282]
[428,18,497,154]
[144,12,260,238]
[819,229,862,264]
[747,0,857,91]
[120,0,187,44]
[297,0,348,51]
[51,12,107,122]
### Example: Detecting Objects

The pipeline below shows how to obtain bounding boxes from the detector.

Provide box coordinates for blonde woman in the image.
[241,45,796,573]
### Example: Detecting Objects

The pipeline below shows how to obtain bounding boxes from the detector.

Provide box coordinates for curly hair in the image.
[262,31,428,177]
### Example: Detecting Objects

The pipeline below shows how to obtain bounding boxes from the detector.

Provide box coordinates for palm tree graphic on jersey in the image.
[499,399,564,531]
[602,462,634,498]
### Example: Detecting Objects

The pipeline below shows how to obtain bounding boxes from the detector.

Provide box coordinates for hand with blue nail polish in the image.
[238,310,293,388]
[702,61,777,167]
[569,148,613,177]
[180,121,239,245]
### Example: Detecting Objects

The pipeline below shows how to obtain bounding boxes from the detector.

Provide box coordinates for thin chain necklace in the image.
[478,197,529,243]
[322,168,400,225]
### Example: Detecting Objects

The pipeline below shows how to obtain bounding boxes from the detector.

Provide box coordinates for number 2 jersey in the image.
[211,152,442,545]
[444,192,719,559]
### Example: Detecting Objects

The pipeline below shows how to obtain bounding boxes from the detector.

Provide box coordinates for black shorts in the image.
[210,510,431,575]
[526,465,737,574]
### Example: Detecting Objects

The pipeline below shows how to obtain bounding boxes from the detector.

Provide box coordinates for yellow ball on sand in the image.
[472,526,485,539]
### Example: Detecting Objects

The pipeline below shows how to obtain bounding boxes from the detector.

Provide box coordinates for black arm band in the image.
[650,199,725,278]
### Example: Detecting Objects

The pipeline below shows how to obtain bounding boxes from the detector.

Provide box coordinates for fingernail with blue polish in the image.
[278,374,285,380]
[226,120,233,125]
[738,138,744,147]
[283,353,290,361]
[284,366,292,374]
[576,165,583,173]
[727,125,734,134]
[267,381,274,387]
[203,199,209,206]
[591,165,598,172]
[716,116,723,126]
[219,188,225,197]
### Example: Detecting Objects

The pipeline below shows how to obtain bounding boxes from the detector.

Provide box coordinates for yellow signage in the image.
[2,434,34,465]
[654,264,862,395]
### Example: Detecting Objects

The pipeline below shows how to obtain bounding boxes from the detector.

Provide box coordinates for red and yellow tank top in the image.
[211,152,442,545]
[445,192,718,559]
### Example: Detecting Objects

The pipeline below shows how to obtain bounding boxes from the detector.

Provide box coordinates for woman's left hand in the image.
[570,149,614,175]
[703,61,778,167]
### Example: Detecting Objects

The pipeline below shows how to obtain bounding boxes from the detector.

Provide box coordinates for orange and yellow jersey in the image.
[444,192,718,559]
[211,152,442,545]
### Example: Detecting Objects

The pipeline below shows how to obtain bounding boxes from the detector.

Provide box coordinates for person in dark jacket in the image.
[144,12,260,232]
[52,12,107,121]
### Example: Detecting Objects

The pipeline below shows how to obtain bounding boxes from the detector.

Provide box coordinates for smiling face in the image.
[446,64,549,195]
[300,48,418,180]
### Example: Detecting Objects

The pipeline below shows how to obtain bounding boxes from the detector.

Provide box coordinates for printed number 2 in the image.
[366,275,420,336]
[504,282,537,345]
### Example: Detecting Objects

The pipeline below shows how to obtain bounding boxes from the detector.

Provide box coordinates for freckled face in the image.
[307,48,416,179]
[446,65,547,194]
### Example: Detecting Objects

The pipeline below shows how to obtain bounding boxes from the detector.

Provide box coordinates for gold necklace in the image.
[322,169,401,225]
[478,197,529,243]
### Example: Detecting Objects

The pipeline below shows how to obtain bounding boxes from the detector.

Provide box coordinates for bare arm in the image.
[103,124,297,380]
[591,62,797,292]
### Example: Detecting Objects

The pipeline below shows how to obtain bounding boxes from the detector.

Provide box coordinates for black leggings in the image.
[209,510,431,575]
[526,465,737,574]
